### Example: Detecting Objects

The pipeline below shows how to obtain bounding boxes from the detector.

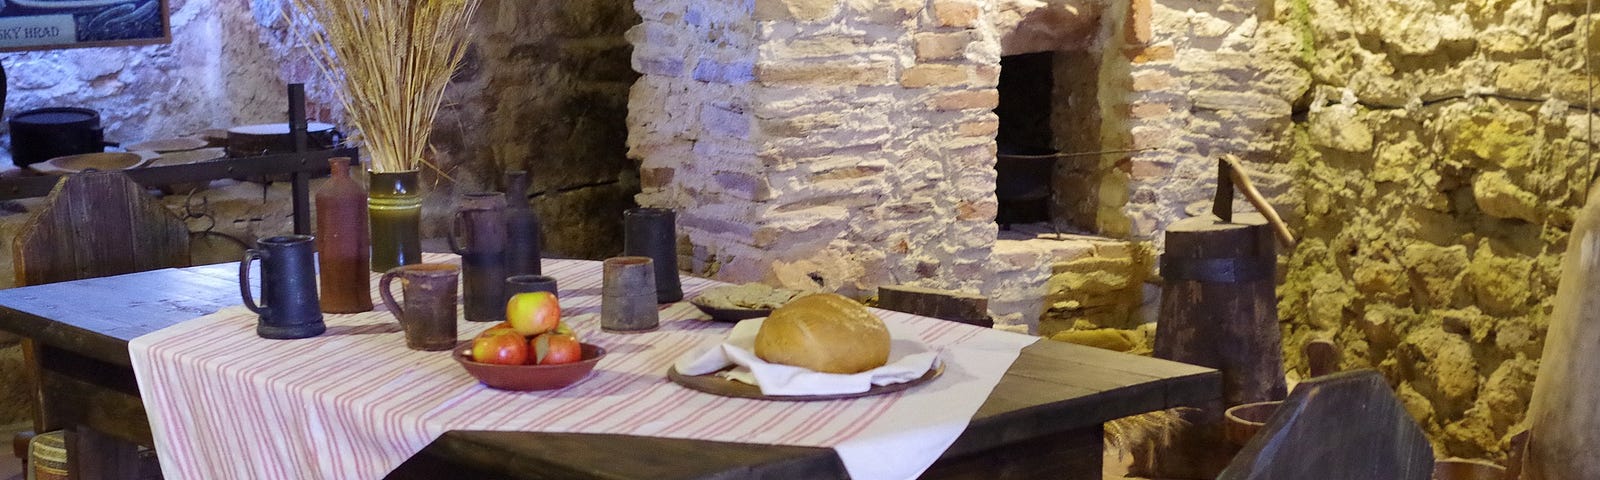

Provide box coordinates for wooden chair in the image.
[14,170,189,285]
[1218,370,1433,480]
[10,171,189,472]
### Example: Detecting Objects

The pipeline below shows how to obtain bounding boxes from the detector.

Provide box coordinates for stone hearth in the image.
[625,0,1148,333]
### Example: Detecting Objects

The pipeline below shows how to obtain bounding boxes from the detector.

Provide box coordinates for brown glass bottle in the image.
[315,157,373,313]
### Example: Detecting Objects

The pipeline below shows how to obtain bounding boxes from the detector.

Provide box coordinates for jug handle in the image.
[240,249,269,317]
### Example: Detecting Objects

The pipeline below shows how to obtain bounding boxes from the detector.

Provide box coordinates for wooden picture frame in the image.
[0,0,170,53]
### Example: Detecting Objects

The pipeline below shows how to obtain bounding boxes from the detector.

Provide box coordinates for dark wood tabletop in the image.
[0,262,1222,480]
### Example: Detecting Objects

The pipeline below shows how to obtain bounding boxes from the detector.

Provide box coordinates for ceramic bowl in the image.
[1223,400,1282,446]
[455,343,606,391]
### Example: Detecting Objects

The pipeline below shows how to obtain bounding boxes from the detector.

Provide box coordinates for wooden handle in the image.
[1221,155,1296,249]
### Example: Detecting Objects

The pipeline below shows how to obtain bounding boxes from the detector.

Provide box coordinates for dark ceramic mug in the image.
[623,207,682,303]
[240,235,325,340]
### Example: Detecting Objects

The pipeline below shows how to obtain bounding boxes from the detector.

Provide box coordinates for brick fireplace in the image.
[624,0,1275,334]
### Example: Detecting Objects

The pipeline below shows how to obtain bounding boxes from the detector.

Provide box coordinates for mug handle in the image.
[379,269,406,325]
[447,212,469,255]
[240,249,269,316]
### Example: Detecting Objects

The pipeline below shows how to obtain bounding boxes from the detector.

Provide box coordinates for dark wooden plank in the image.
[0,148,356,201]
[1219,370,1432,480]
[38,360,152,447]
[388,432,848,480]
[65,426,141,480]
[0,267,239,365]
[877,285,992,328]
[925,425,1103,480]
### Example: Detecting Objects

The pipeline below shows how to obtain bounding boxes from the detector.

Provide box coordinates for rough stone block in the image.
[1126,0,1152,44]
[692,59,757,84]
[755,0,843,22]
[931,90,1000,111]
[1124,44,1175,63]
[958,120,999,137]
[932,0,981,28]
[1130,70,1176,92]
[914,31,975,61]
[633,53,687,77]
[757,61,894,86]
[701,101,753,139]
[765,35,868,60]
[900,64,967,88]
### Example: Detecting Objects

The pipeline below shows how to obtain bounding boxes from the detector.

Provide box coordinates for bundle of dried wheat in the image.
[289,0,481,173]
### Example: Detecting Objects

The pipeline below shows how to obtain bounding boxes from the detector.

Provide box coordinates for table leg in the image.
[65,425,140,480]
[922,424,1104,479]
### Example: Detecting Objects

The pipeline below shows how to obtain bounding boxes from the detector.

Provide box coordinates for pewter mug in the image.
[240,235,325,340]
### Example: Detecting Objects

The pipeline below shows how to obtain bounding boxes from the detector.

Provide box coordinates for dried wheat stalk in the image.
[288,0,481,173]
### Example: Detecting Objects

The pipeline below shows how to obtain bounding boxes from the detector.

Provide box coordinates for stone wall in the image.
[628,0,1104,308]
[1106,0,1305,242]
[1277,0,1599,460]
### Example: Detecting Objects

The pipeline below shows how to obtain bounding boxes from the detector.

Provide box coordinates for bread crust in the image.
[754,293,890,373]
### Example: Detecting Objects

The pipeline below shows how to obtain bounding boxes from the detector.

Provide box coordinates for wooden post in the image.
[1524,187,1600,480]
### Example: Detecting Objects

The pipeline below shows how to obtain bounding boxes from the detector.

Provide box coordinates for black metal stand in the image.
[288,83,311,235]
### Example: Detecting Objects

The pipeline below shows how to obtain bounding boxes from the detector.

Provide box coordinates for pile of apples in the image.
[470,292,582,366]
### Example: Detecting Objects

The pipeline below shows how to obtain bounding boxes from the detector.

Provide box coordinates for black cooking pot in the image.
[10,107,106,168]
[996,144,1057,225]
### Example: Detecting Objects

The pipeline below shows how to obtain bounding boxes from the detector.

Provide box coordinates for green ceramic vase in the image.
[368,170,423,272]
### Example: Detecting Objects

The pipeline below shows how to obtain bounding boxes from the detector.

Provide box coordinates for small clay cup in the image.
[601,257,659,333]
[379,264,461,351]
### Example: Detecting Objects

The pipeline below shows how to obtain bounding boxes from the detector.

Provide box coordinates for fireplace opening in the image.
[993,50,1104,234]
[995,52,1057,227]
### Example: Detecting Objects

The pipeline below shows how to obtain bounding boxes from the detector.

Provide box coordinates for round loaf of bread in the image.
[754,293,890,374]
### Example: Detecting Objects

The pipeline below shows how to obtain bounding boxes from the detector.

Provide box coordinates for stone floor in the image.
[1,423,22,480]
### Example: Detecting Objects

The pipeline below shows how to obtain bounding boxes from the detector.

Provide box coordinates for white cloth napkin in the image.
[674,318,940,396]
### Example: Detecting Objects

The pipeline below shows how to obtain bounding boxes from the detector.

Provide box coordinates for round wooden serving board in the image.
[667,363,943,401]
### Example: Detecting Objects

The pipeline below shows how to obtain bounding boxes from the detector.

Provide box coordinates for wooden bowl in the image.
[455,343,606,391]
[1432,459,1505,480]
[1224,400,1282,446]
[34,152,151,175]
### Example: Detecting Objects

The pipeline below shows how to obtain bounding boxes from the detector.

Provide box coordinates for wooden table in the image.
[0,263,1220,480]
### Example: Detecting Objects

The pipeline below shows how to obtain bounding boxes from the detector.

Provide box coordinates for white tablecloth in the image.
[129,253,1037,479]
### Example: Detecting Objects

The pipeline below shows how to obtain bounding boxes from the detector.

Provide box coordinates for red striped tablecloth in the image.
[129,254,1038,480]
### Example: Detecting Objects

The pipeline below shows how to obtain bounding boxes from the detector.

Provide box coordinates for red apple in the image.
[531,333,582,365]
[471,329,528,365]
[554,321,576,340]
[507,292,560,336]
[478,322,516,339]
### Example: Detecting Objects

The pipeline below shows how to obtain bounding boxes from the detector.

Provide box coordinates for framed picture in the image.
[0,0,169,52]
